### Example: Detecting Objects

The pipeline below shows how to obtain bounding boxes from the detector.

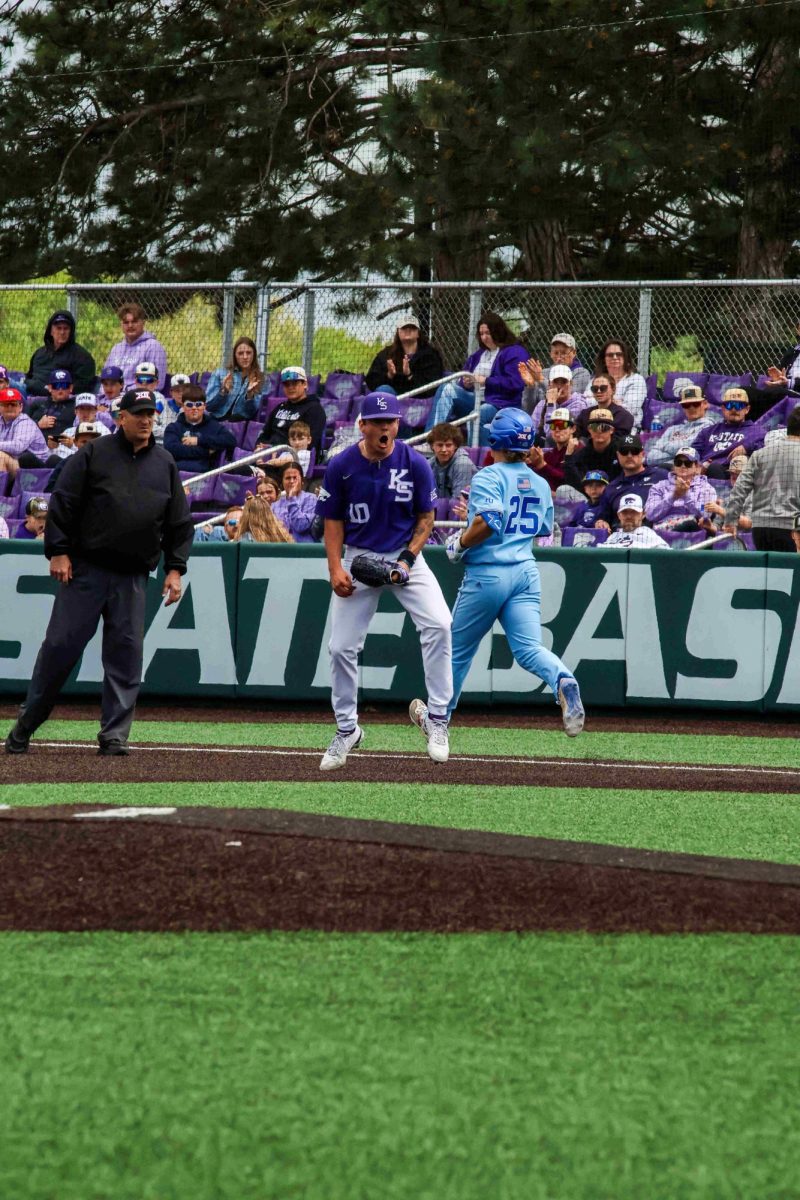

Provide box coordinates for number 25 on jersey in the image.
[504,494,541,535]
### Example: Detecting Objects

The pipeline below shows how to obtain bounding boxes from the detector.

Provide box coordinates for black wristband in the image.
[398,548,416,570]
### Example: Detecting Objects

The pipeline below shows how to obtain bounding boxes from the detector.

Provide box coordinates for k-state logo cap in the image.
[48,369,72,387]
[359,390,403,420]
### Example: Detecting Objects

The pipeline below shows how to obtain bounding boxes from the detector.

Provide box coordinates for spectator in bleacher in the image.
[424,312,528,443]
[792,512,800,553]
[526,408,576,495]
[645,385,721,467]
[287,421,313,474]
[97,364,125,411]
[693,387,764,478]
[604,494,670,549]
[256,367,326,458]
[760,324,800,397]
[573,375,634,440]
[24,310,96,397]
[645,447,717,533]
[723,404,800,551]
[123,361,171,441]
[594,434,668,528]
[194,505,244,543]
[256,475,281,504]
[29,370,77,460]
[583,339,647,430]
[704,454,753,532]
[425,422,477,499]
[233,494,293,543]
[81,388,115,432]
[205,337,265,422]
[103,303,167,390]
[0,386,48,479]
[63,395,112,441]
[366,317,445,398]
[163,385,236,474]
[272,463,318,542]
[563,408,623,491]
[528,366,588,443]
[519,333,591,413]
[567,470,610,529]
[0,364,26,399]
[45,422,104,490]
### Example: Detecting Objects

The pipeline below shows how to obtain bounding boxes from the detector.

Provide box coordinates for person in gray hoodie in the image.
[24,310,96,397]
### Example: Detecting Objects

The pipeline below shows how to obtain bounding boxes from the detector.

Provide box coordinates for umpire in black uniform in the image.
[4,389,194,757]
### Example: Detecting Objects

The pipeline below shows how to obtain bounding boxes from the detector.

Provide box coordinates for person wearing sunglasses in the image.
[564,407,624,493]
[573,374,634,440]
[162,384,235,473]
[645,447,717,533]
[527,363,589,445]
[195,506,244,543]
[646,384,722,467]
[692,387,764,478]
[584,339,647,430]
[593,434,669,528]
[526,407,580,494]
[518,332,591,414]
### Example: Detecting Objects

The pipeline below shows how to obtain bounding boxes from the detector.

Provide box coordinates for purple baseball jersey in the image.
[318,440,437,551]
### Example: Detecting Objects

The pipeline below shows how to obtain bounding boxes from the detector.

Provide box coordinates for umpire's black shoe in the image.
[4,722,30,755]
[97,740,130,757]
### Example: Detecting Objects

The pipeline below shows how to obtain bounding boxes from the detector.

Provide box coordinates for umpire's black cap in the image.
[119,389,157,414]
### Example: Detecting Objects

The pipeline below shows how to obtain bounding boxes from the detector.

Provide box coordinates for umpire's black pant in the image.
[752,527,796,553]
[18,560,148,748]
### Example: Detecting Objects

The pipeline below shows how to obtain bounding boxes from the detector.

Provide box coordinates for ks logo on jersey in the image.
[388,468,413,502]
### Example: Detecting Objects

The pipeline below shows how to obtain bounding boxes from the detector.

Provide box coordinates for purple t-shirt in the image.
[319,440,437,551]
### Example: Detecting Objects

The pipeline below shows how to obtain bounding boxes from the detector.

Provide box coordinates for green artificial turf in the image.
[16,717,800,767]
[5,780,800,867]
[0,932,798,1200]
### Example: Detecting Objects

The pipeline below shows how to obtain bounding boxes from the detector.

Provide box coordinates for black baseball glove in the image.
[350,553,412,588]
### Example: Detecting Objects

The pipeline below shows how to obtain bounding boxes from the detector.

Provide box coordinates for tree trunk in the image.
[518,219,576,281]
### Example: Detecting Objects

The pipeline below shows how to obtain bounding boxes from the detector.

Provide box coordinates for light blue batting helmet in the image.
[487,407,535,450]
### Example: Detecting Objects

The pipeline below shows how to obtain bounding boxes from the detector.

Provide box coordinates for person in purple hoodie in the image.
[693,388,764,478]
[424,312,528,445]
[102,303,168,390]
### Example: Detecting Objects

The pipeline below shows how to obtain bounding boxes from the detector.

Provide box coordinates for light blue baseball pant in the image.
[448,559,571,719]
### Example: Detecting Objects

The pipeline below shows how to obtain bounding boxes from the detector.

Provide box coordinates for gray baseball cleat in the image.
[409,698,450,764]
[320,725,364,771]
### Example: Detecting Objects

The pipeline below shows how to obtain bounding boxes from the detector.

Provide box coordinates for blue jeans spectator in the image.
[425,381,496,445]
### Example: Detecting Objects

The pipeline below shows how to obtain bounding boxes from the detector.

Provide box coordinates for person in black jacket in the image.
[4,389,193,758]
[256,366,327,457]
[563,408,624,492]
[24,310,96,397]
[162,385,235,473]
[365,317,445,397]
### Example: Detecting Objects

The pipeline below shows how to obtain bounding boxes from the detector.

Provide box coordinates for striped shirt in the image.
[0,413,48,459]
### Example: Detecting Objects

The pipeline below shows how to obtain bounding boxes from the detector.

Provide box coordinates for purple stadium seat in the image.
[662,371,708,401]
[0,495,21,521]
[706,373,753,405]
[12,468,52,496]
[241,421,264,451]
[6,519,25,537]
[554,499,583,527]
[464,446,485,466]
[755,395,797,430]
[199,371,212,390]
[180,470,217,509]
[645,373,658,400]
[658,530,707,550]
[0,469,8,496]
[215,473,255,508]
[256,395,283,424]
[322,372,365,403]
[399,396,434,429]
[8,371,25,386]
[561,527,608,547]
[322,394,354,426]
[644,399,684,431]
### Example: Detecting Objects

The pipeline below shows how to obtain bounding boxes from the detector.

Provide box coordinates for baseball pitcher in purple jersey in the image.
[316,391,453,769]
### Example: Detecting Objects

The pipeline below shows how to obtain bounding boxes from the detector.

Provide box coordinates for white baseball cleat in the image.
[320,725,364,771]
[409,698,450,764]
[558,677,585,737]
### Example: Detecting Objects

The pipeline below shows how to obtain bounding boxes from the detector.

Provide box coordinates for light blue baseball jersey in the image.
[462,462,553,566]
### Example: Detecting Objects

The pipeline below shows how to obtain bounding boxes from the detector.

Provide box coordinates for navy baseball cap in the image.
[100,365,124,382]
[48,369,72,387]
[360,391,403,420]
[582,469,609,484]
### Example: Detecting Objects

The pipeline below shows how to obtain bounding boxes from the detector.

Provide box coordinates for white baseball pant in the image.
[329,547,453,731]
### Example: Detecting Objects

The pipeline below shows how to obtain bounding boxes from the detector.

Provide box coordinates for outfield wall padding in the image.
[2,542,799,711]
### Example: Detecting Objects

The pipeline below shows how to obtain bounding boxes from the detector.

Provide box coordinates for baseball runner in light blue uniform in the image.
[411,408,584,737]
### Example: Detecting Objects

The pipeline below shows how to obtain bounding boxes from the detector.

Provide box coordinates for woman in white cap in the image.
[365,316,444,398]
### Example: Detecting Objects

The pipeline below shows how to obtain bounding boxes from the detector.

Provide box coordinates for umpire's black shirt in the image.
[45,432,194,575]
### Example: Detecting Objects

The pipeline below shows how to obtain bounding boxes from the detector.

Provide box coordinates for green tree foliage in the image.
[0,0,798,283]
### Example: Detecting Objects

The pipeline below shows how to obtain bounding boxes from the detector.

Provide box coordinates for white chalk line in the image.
[32,741,800,779]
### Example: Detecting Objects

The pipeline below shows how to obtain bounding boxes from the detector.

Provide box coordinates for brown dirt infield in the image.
[1,805,798,934]
[3,740,799,794]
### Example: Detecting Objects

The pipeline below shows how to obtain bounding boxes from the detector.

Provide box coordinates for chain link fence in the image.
[1,279,799,386]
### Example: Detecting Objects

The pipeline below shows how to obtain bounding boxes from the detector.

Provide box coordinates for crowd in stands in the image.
[1,304,800,552]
